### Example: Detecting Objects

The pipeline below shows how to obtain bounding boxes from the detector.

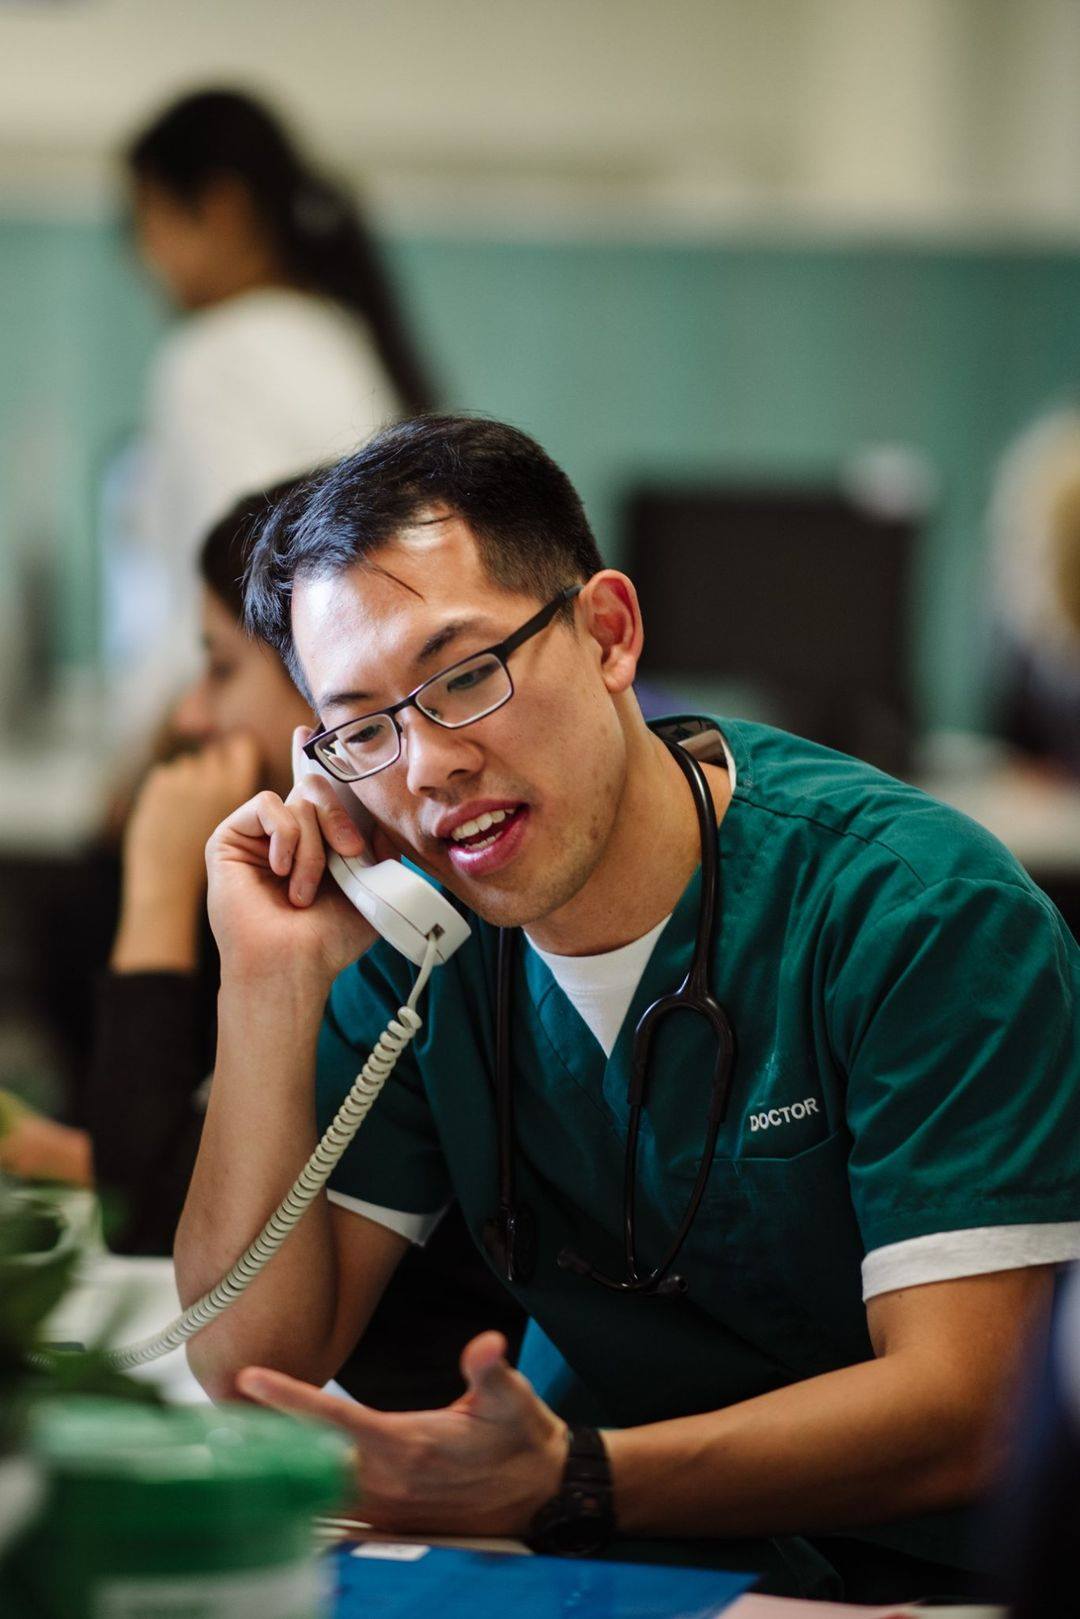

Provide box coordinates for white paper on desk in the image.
[352,1544,430,1562]
[316,1518,532,1557]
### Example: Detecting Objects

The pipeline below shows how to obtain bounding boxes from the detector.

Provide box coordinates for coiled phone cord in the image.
[90,934,442,1371]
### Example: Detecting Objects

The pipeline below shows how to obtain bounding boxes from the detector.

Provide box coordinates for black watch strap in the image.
[525,1425,615,1557]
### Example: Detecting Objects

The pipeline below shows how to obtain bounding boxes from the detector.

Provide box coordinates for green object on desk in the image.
[0,1089,31,1140]
[6,1398,350,1617]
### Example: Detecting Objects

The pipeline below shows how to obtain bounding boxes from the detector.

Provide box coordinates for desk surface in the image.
[326,1530,1003,1616]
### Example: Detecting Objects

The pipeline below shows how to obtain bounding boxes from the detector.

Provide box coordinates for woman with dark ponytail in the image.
[116,87,437,736]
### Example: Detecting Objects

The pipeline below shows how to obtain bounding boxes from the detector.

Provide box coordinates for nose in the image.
[171,678,215,744]
[400,708,483,797]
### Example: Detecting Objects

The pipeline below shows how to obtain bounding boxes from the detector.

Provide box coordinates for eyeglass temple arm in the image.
[497,583,582,658]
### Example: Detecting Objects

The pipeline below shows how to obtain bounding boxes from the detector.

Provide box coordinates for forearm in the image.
[604,1351,993,1540]
[111,886,203,974]
[175,970,339,1398]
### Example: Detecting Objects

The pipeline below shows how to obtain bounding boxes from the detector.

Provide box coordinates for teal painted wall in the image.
[3,218,1080,729]
[0,219,160,666]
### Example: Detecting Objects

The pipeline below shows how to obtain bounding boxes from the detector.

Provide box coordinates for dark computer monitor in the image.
[624,484,920,778]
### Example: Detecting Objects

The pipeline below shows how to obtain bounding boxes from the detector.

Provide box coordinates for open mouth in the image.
[442,804,529,875]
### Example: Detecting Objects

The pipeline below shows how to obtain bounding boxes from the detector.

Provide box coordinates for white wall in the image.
[2,0,1080,237]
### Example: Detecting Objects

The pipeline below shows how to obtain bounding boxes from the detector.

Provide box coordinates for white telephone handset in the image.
[96,744,470,1372]
[291,734,470,967]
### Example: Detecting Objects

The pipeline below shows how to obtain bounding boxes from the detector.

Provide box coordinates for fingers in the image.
[213,783,367,909]
[216,790,300,877]
[141,733,260,818]
[286,773,367,865]
[286,795,331,907]
[236,1366,382,1437]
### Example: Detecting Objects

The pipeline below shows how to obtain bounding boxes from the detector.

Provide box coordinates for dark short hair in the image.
[243,415,606,689]
[199,475,311,624]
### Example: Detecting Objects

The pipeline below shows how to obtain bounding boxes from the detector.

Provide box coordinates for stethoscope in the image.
[482,733,736,1299]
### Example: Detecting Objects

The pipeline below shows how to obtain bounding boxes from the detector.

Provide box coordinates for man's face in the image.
[291,513,630,929]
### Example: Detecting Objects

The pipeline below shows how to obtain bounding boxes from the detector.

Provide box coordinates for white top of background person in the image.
[105,88,434,745]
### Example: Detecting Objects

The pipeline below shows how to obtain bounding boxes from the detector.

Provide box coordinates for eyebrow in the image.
[317,615,495,715]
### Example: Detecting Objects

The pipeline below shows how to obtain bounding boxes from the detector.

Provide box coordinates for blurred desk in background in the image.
[919,768,1080,874]
[44,1252,207,1406]
[918,758,1080,937]
[38,1189,206,1405]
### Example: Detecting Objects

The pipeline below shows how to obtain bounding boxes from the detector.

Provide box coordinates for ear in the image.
[578,571,643,697]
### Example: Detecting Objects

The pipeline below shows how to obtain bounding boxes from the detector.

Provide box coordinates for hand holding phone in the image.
[204,747,375,988]
[291,731,469,967]
[111,733,469,1372]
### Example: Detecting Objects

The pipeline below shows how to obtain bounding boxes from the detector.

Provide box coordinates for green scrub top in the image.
[316,717,1080,1586]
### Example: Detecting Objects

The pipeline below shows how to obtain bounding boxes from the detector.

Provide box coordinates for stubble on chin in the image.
[463,813,615,933]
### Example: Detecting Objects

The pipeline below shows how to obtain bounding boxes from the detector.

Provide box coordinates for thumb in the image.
[459,1331,524,1417]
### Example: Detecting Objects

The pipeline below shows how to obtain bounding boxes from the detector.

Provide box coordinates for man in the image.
[176,416,1079,1601]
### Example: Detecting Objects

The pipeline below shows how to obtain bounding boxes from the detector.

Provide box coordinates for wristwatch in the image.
[525,1425,615,1557]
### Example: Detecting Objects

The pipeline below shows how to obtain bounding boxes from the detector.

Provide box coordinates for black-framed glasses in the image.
[304,584,583,783]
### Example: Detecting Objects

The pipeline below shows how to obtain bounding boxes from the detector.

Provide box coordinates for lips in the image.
[433,799,524,842]
[447,805,519,848]
[441,804,530,878]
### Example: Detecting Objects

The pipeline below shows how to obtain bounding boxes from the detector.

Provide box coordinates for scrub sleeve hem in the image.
[861,1220,1080,1299]
[325,1189,447,1246]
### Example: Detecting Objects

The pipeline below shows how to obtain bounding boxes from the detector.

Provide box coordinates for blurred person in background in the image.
[0,484,306,1198]
[1,483,522,1408]
[108,86,436,745]
[990,406,1080,777]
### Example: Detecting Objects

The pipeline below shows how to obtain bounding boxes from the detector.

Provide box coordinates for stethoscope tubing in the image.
[487,730,736,1296]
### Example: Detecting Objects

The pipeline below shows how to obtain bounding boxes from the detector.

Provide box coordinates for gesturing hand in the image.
[236,1331,568,1537]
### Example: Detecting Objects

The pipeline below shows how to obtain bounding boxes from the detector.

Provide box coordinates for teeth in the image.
[450,808,510,842]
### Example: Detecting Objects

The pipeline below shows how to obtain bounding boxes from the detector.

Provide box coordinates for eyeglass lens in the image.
[314,652,513,780]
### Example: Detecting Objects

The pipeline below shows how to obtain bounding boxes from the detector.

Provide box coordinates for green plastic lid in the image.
[31,1398,350,1533]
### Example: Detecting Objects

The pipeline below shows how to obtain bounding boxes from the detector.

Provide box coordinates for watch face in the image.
[527,1427,615,1558]
[553,1514,610,1557]
[529,1486,612,1557]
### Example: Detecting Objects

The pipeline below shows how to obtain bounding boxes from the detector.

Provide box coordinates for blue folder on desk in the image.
[330,1544,754,1618]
